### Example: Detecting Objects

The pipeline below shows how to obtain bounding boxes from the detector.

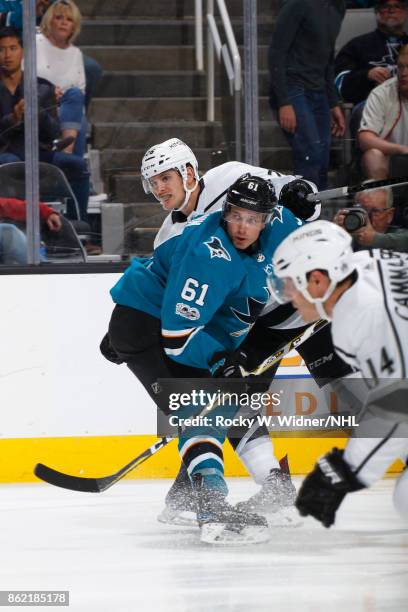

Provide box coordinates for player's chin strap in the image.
[178,178,199,212]
[301,285,334,323]
[160,178,199,213]
[315,300,331,322]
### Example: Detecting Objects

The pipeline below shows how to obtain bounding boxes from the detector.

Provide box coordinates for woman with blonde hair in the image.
[36,0,86,156]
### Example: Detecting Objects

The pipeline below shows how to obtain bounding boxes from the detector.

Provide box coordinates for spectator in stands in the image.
[0,1,51,30]
[0,196,62,231]
[334,187,408,250]
[358,44,408,179]
[0,195,62,263]
[335,0,408,105]
[268,0,346,190]
[0,27,89,219]
[0,0,101,111]
[0,222,26,263]
[38,0,86,157]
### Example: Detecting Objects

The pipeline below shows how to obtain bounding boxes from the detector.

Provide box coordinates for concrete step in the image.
[99,146,296,178]
[81,45,269,71]
[92,120,287,151]
[78,0,275,18]
[89,97,273,123]
[78,20,273,46]
[93,70,270,98]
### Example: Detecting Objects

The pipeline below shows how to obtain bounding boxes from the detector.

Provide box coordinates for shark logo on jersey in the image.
[176,302,201,321]
[272,204,302,226]
[204,236,231,261]
[271,205,284,225]
[230,294,269,337]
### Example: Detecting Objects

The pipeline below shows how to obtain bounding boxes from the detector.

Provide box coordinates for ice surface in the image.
[0,477,407,612]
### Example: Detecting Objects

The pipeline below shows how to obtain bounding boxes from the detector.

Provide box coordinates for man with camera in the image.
[334,187,408,251]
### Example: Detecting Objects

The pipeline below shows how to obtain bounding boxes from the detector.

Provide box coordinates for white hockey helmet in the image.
[141,138,199,195]
[270,221,354,317]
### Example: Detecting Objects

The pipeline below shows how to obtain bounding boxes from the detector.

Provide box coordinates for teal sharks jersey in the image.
[111,207,302,369]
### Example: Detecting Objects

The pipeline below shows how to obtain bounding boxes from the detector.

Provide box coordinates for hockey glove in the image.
[99,332,124,365]
[296,448,365,528]
[209,349,248,378]
[279,179,319,221]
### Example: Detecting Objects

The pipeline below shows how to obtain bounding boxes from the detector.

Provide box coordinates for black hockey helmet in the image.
[223,174,277,224]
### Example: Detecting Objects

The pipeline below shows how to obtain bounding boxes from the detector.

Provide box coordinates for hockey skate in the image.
[157,462,197,527]
[235,467,297,516]
[192,473,270,545]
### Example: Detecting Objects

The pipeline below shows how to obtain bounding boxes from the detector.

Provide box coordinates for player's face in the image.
[148,170,185,210]
[283,276,329,323]
[224,205,265,250]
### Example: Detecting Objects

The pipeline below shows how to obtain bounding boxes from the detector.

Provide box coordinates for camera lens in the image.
[343,210,366,232]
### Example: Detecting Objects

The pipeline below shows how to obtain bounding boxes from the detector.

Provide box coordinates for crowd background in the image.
[1,0,408,266]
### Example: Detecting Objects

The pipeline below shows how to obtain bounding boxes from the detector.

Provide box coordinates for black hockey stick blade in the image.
[34,436,174,493]
[307,176,408,202]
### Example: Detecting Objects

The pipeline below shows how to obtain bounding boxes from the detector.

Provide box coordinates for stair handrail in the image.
[195,0,204,71]
[195,0,242,160]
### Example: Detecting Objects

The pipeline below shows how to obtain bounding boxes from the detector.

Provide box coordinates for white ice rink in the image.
[0,477,407,612]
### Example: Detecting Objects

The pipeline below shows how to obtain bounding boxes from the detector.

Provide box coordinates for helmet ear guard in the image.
[223,173,277,223]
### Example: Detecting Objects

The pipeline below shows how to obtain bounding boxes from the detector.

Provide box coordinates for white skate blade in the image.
[157,506,197,527]
[200,522,270,545]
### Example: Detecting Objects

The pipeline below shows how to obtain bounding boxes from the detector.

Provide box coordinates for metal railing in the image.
[195,0,242,160]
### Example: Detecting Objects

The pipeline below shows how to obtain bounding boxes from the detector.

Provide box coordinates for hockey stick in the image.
[307,176,408,202]
[240,318,329,376]
[34,436,173,493]
[34,319,328,493]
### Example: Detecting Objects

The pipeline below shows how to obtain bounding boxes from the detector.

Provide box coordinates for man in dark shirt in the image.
[335,0,408,104]
[0,27,89,220]
[268,0,346,190]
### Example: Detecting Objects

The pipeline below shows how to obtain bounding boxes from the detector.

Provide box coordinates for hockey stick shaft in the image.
[34,320,328,493]
[307,176,408,202]
[241,318,329,376]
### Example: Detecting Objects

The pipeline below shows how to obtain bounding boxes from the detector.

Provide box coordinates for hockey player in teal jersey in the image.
[108,174,302,543]
[111,183,302,370]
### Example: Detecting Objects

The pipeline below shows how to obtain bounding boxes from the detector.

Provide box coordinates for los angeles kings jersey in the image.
[331,249,408,396]
[111,207,302,370]
[154,161,318,249]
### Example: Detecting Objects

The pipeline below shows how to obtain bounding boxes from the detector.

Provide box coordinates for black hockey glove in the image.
[209,349,249,378]
[279,179,319,221]
[99,332,124,365]
[296,448,365,528]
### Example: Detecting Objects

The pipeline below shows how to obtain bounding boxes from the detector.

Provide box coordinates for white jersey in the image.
[332,249,408,401]
[154,161,319,249]
[327,248,408,513]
